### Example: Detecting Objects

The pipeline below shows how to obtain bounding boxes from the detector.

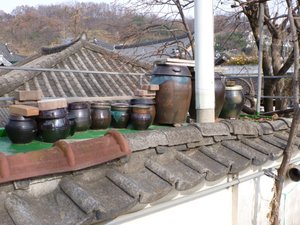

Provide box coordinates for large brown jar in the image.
[189,71,225,119]
[90,103,111,129]
[130,105,152,130]
[5,115,37,144]
[68,102,91,131]
[150,64,192,124]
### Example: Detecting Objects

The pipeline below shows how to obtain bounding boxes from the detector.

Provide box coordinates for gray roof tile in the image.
[221,119,259,136]
[200,145,251,174]
[184,149,229,181]
[221,140,268,166]
[265,120,289,131]
[161,126,202,146]
[194,122,230,136]
[241,138,283,160]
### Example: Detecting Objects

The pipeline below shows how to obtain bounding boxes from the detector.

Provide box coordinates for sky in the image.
[0,0,118,14]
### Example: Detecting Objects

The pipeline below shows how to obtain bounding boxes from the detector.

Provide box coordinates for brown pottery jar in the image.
[130,105,152,130]
[151,63,192,124]
[90,103,111,129]
[68,102,91,131]
[130,98,156,125]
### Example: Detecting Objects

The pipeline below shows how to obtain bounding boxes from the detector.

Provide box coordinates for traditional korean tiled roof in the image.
[0,33,151,127]
[0,43,25,64]
[0,118,297,225]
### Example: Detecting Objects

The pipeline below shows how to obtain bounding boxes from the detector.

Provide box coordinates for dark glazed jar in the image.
[111,103,130,128]
[130,105,152,130]
[37,108,70,143]
[67,114,76,136]
[90,103,111,129]
[219,84,244,119]
[68,102,91,131]
[130,98,155,125]
[5,115,37,144]
[151,64,191,124]
[189,71,225,119]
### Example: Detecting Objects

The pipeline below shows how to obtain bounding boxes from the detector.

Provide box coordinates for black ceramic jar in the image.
[68,102,91,131]
[37,108,70,143]
[5,115,37,144]
[90,103,111,129]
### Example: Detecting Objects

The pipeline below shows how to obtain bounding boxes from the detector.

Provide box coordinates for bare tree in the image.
[231,0,299,112]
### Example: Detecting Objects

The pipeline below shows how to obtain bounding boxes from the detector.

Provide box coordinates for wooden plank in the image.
[38,98,67,111]
[16,90,43,101]
[9,105,39,116]
[65,96,154,103]
[141,84,159,91]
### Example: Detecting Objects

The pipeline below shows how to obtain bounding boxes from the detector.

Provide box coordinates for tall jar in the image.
[151,63,191,124]
[219,83,244,119]
[68,102,91,131]
[5,115,37,144]
[111,103,130,128]
[189,71,225,119]
[130,105,152,130]
[90,103,111,129]
[130,98,155,125]
[37,108,70,143]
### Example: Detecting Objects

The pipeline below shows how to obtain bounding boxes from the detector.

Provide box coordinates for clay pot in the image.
[68,102,91,131]
[151,64,192,124]
[130,105,152,130]
[5,115,37,144]
[189,71,225,119]
[37,108,70,143]
[111,103,130,128]
[130,98,155,125]
[90,103,111,129]
[219,84,244,119]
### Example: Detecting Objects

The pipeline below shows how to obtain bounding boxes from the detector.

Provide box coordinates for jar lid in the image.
[39,108,67,119]
[130,98,155,105]
[225,85,243,91]
[131,104,151,109]
[9,114,33,121]
[111,103,130,110]
[68,102,89,110]
[152,64,191,77]
[91,103,111,109]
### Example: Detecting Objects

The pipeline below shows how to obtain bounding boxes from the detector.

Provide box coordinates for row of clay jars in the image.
[111,103,153,130]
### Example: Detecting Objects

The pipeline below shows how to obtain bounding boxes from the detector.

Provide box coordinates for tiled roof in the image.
[0,34,150,126]
[0,118,297,225]
[0,43,25,63]
[107,34,192,63]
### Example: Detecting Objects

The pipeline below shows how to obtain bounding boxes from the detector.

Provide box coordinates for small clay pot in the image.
[90,103,111,129]
[5,115,37,144]
[130,105,152,130]
[130,98,156,125]
[68,102,91,131]
[111,103,130,128]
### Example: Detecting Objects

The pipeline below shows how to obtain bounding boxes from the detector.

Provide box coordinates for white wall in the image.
[108,156,300,225]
